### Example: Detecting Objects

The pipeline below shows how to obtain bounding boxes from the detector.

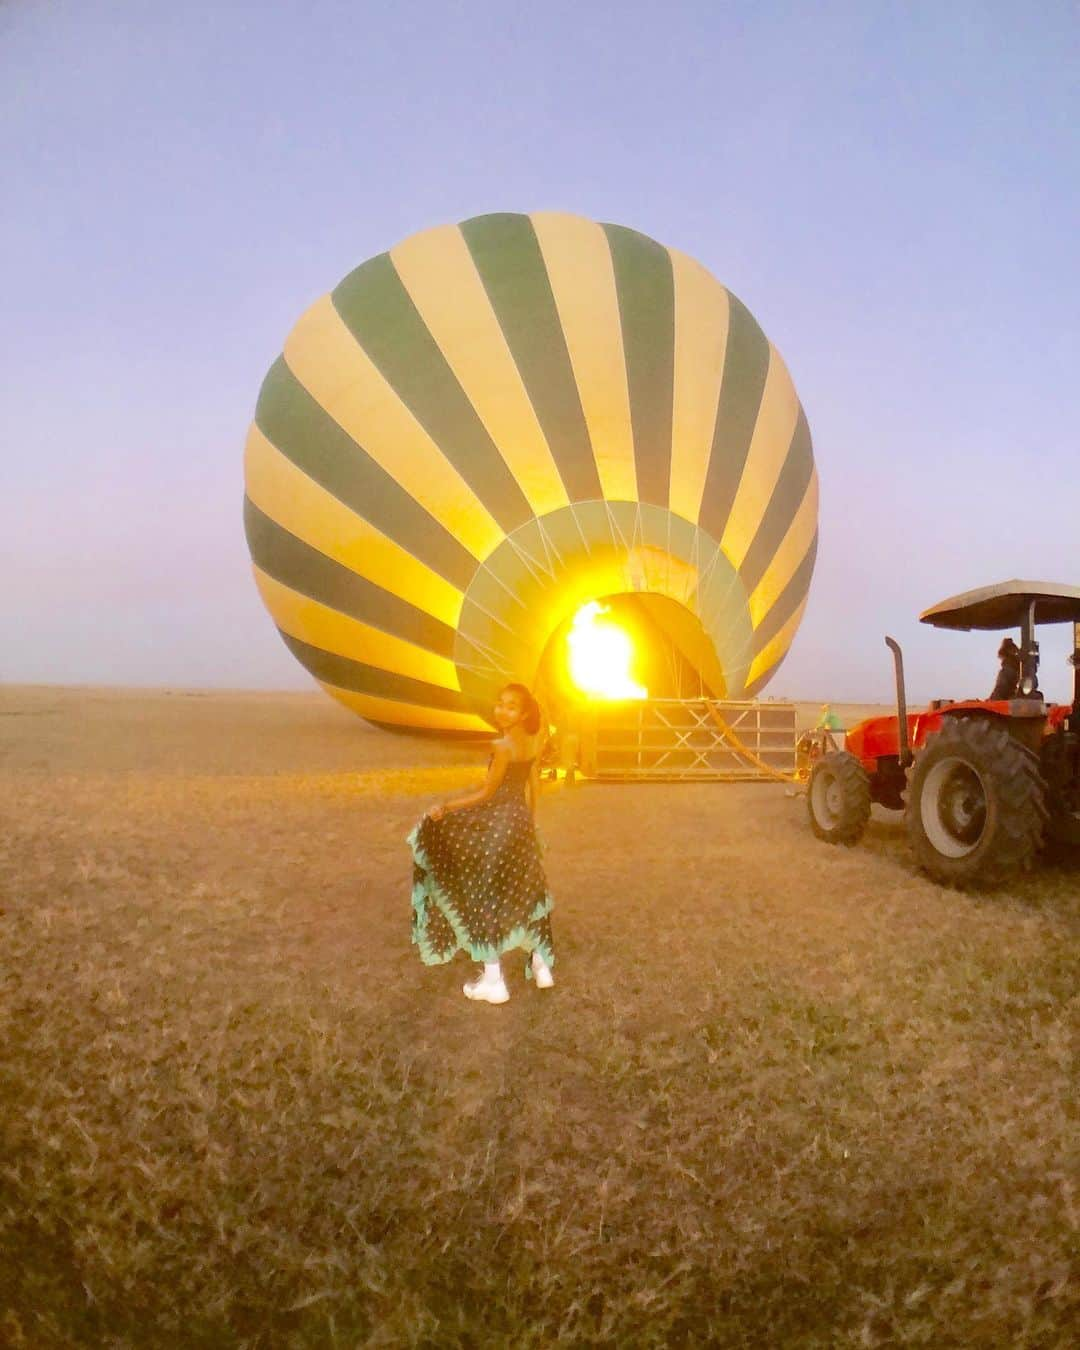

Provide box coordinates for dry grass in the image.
[1,687,1077,1347]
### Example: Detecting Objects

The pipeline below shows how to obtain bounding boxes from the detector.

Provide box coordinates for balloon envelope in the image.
[244,212,818,731]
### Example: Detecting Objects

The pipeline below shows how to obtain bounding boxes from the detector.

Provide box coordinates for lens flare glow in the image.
[566,602,648,700]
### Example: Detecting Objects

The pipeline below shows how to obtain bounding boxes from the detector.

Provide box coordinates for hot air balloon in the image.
[244,212,818,733]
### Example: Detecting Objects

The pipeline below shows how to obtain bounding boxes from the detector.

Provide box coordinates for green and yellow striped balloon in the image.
[244,212,818,732]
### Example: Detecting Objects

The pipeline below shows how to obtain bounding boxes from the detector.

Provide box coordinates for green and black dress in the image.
[409,758,555,975]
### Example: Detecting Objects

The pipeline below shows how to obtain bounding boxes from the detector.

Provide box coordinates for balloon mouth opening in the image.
[535,592,726,718]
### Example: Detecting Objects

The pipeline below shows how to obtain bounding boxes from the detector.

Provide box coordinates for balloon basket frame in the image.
[574,699,798,781]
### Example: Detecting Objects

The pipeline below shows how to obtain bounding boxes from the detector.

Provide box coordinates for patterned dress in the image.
[408,758,555,975]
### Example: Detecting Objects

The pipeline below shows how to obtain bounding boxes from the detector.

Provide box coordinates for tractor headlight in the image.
[1020,675,1035,696]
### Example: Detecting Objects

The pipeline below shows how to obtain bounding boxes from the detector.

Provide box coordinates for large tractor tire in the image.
[808,752,872,845]
[1040,730,1080,850]
[906,717,1046,887]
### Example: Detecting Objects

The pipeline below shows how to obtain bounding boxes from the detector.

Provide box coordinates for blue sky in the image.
[3,0,1077,703]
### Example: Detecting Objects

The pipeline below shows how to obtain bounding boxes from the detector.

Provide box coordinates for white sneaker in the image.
[531,952,555,989]
[463,971,510,1004]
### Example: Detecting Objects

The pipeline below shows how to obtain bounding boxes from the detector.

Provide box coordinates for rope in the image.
[703,701,802,784]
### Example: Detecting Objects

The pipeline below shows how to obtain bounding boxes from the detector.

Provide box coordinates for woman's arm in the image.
[527,759,539,819]
[428,746,510,820]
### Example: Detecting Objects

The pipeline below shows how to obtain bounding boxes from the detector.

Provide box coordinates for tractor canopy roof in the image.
[920,580,1080,631]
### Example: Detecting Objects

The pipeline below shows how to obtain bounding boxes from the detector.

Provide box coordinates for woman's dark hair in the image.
[501,683,541,734]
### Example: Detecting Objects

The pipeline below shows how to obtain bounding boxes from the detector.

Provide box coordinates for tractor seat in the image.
[930,698,956,710]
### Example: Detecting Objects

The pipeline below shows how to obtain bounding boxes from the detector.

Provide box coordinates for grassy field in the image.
[1,687,1076,1347]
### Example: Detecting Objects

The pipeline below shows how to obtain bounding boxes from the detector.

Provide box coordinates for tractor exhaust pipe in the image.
[886,635,914,768]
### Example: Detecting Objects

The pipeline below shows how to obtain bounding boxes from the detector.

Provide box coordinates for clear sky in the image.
[3,0,1078,705]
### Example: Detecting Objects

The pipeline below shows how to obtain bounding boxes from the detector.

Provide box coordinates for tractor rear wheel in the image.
[808,752,871,845]
[1040,730,1080,850]
[906,717,1046,887]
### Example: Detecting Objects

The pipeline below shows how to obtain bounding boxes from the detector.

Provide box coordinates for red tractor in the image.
[808,581,1080,887]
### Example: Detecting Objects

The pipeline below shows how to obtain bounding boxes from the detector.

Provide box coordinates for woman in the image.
[408,683,555,1004]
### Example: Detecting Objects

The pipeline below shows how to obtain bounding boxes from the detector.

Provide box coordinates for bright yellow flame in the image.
[566,602,648,700]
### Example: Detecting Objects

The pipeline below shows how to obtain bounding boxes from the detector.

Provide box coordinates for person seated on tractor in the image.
[811,704,844,754]
[989,637,1020,700]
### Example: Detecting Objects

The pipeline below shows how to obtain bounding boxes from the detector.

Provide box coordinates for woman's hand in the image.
[427,803,447,822]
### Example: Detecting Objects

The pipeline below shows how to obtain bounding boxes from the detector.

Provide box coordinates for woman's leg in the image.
[463,958,509,1003]
[528,911,555,987]
[531,950,554,987]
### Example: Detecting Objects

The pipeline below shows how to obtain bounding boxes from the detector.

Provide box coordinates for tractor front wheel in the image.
[906,717,1046,887]
[807,752,871,845]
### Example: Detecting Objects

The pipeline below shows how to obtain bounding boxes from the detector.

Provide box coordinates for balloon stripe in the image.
[695,558,755,696]
[318,682,491,734]
[244,424,464,628]
[460,213,604,505]
[745,594,810,689]
[696,294,770,542]
[719,344,801,569]
[747,533,818,657]
[332,253,533,537]
[603,224,675,510]
[254,358,476,590]
[279,632,473,713]
[529,211,635,503]
[390,225,570,518]
[284,296,504,563]
[668,248,730,526]
[735,407,814,596]
[743,652,792,701]
[747,471,819,628]
[254,567,461,689]
[244,499,457,658]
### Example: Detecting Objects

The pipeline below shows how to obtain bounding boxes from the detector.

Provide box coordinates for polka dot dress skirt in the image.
[408,759,554,975]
